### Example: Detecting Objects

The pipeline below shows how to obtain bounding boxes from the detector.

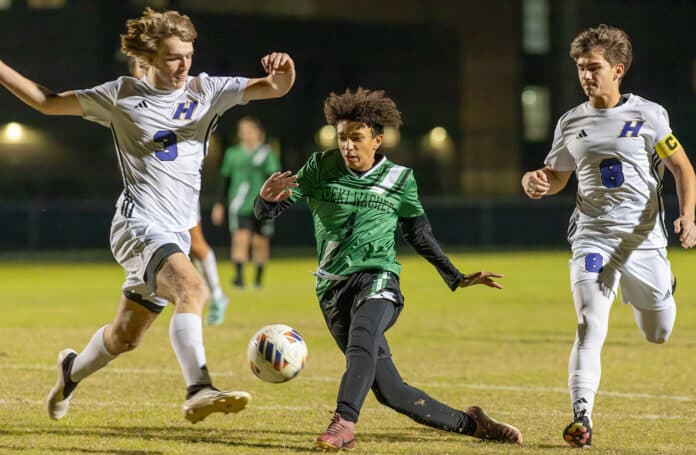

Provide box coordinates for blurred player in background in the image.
[0,7,295,423]
[256,87,522,450]
[522,25,696,448]
[212,116,279,294]
[130,56,229,327]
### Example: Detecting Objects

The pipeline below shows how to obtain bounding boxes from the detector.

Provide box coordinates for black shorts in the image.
[230,213,275,237]
[319,270,405,328]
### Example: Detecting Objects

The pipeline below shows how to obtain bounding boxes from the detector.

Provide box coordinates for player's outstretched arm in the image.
[457,271,504,290]
[254,171,299,220]
[242,52,296,102]
[663,148,696,248]
[521,167,572,199]
[0,59,83,116]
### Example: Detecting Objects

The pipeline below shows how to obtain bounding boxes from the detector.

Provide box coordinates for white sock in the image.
[70,325,116,383]
[169,313,211,388]
[195,250,225,301]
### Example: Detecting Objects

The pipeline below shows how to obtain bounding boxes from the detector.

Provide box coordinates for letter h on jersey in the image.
[618,120,644,137]
[172,101,197,120]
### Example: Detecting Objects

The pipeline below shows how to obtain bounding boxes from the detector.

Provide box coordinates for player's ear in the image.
[373,133,384,150]
[614,63,625,81]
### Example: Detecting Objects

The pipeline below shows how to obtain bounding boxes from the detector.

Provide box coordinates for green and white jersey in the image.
[290,149,424,299]
[220,144,280,216]
[545,94,680,252]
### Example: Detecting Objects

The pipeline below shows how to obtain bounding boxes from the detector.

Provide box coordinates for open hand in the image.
[458,271,504,289]
[259,171,299,202]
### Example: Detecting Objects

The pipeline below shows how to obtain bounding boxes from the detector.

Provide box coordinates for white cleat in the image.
[183,388,251,424]
[46,348,78,420]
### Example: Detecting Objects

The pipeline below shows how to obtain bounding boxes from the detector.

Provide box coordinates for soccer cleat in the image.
[315,411,355,451]
[563,411,592,448]
[465,406,523,444]
[206,294,229,326]
[232,276,244,289]
[183,388,250,424]
[46,348,79,420]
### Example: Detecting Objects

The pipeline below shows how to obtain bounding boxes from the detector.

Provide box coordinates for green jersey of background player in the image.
[255,87,522,450]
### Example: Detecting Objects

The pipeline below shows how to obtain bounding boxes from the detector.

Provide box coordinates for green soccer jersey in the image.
[220,144,280,216]
[290,149,425,299]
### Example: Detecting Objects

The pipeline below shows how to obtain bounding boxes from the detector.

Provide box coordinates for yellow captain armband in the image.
[655,133,682,159]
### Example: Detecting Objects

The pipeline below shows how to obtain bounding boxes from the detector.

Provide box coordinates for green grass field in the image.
[0,249,694,454]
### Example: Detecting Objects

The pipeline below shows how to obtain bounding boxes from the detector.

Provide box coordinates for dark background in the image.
[0,0,694,250]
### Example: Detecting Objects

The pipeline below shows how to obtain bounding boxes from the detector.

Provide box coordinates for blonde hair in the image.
[570,24,632,77]
[120,7,197,61]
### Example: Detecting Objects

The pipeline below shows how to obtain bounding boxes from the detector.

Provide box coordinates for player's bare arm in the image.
[0,59,83,116]
[458,271,504,290]
[522,167,572,199]
[663,148,696,248]
[259,171,299,202]
[242,52,296,102]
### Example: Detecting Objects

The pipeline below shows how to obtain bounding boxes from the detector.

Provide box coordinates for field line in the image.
[4,363,693,402]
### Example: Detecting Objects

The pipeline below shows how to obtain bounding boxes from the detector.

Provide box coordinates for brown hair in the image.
[120,7,197,61]
[323,87,403,134]
[570,24,632,77]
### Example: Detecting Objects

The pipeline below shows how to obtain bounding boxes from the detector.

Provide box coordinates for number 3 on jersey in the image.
[154,130,178,161]
[599,158,624,188]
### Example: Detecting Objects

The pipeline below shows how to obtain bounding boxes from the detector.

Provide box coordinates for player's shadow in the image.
[1,425,314,452]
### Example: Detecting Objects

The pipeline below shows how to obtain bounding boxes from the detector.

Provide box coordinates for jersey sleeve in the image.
[200,74,249,114]
[290,152,321,202]
[264,149,281,176]
[76,79,120,127]
[397,171,425,218]
[219,148,234,177]
[544,116,576,171]
[651,105,680,159]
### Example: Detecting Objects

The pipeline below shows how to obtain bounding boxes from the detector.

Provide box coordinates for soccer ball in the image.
[247,324,307,383]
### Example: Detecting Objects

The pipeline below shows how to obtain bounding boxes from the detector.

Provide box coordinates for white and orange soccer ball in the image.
[247,324,307,383]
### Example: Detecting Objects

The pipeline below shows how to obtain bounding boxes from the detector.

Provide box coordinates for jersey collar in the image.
[345,153,387,179]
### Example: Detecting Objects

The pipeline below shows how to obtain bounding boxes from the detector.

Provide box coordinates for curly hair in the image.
[120,7,197,61]
[570,24,632,77]
[323,87,403,134]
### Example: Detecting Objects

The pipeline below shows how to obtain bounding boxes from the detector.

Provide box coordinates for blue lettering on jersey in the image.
[618,120,644,137]
[172,101,197,120]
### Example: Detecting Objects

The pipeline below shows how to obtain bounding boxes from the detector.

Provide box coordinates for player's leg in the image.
[231,228,251,288]
[370,336,521,443]
[564,253,618,447]
[316,297,394,450]
[621,249,676,344]
[251,233,270,288]
[46,294,159,420]
[188,223,229,326]
[156,252,250,423]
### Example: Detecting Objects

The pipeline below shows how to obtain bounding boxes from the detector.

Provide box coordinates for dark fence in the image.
[0,196,683,253]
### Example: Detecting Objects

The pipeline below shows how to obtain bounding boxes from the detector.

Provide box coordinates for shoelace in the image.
[324,413,345,436]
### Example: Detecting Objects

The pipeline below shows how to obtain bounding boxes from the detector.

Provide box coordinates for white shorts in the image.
[110,213,191,312]
[570,247,673,310]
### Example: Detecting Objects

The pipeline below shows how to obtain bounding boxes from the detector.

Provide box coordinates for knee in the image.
[175,279,209,307]
[106,327,143,355]
[346,325,375,357]
[644,329,670,344]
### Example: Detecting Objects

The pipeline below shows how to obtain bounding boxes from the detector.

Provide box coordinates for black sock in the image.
[186,365,214,399]
[234,262,244,284]
[255,264,265,287]
[459,411,476,435]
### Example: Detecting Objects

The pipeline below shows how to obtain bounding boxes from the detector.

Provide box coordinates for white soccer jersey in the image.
[545,94,679,250]
[77,74,248,231]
